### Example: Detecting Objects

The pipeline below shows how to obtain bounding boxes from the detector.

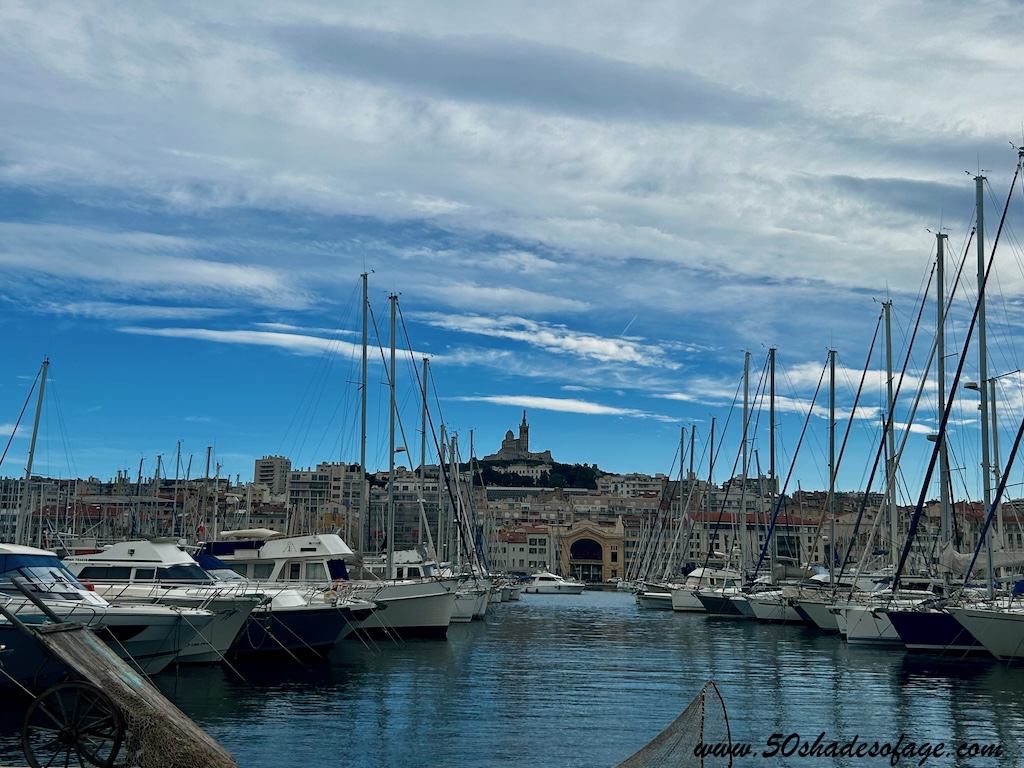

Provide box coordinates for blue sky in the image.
[2,1,1024,504]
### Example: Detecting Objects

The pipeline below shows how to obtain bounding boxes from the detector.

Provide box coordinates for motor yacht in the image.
[63,539,378,660]
[520,571,586,594]
[0,543,212,675]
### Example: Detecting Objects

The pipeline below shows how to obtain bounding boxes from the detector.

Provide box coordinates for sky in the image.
[3,1,1024,504]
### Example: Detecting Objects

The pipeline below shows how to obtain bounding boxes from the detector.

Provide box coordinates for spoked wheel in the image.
[22,681,124,768]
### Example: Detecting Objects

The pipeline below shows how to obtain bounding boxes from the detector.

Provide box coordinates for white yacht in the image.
[0,543,213,674]
[63,538,378,660]
[203,530,458,639]
[521,571,586,594]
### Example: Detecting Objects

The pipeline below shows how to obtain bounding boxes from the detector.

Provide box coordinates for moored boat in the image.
[521,571,586,594]
[0,543,213,674]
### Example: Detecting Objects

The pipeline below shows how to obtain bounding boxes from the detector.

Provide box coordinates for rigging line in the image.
[750,354,827,581]
[961,390,1024,584]
[799,330,882,583]
[0,368,39,471]
[695,361,756,574]
[936,227,980,508]
[279,279,363,461]
[847,254,958,582]
[392,302,477,566]
[47,376,77,481]
[705,364,743,486]
[833,307,899,590]
[744,351,772,463]
[894,155,1023,592]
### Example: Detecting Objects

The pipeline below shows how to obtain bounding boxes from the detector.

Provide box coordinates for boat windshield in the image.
[205,567,246,582]
[0,554,88,600]
[155,564,212,582]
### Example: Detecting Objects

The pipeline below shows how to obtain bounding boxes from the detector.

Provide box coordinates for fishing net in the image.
[24,622,236,768]
[613,680,732,768]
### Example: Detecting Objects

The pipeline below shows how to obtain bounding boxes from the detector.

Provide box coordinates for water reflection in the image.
[0,591,1021,767]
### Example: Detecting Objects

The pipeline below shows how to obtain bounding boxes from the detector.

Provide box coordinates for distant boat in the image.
[634,586,673,610]
[668,567,742,612]
[521,571,586,594]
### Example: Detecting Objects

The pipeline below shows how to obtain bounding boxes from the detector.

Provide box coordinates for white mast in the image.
[884,301,898,574]
[386,293,398,578]
[738,351,750,575]
[420,357,428,546]
[936,233,951,546]
[975,173,995,598]
[17,357,48,547]
[359,272,369,556]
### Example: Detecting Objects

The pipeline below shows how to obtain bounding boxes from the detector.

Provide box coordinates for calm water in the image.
[2,590,1023,767]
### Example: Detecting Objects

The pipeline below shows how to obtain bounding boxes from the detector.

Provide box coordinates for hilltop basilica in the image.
[483,411,553,463]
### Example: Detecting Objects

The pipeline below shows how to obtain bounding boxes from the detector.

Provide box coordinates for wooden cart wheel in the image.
[22,681,124,768]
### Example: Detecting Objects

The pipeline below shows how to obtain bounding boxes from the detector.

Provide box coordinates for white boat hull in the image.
[950,606,1024,660]
[89,584,261,664]
[669,587,706,612]
[793,597,840,632]
[636,591,673,610]
[748,592,804,624]
[348,579,457,638]
[840,603,902,646]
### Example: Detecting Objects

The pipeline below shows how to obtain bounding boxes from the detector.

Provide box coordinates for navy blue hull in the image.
[228,607,350,659]
[696,594,748,617]
[886,609,986,654]
[0,625,72,692]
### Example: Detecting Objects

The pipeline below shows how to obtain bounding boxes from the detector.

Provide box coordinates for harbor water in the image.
[1,589,1023,767]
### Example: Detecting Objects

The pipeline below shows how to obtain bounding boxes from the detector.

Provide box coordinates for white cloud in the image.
[454,394,675,421]
[418,313,678,366]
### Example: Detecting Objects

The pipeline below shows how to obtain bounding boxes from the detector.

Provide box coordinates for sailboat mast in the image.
[739,351,750,574]
[359,272,369,556]
[769,348,777,571]
[173,441,182,537]
[827,348,836,579]
[822,347,835,567]
[975,174,995,596]
[884,302,898,574]
[936,233,951,545]
[17,357,48,547]
[387,293,397,577]
[420,357,429,546]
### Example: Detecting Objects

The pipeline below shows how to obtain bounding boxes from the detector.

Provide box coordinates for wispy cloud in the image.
[418,313,678,366]
[454,394,675,421]
[119,327,359,356]
[118,325,436,362]
[416,284,589,314]
[0,223,314,310]
[42,301,230,322]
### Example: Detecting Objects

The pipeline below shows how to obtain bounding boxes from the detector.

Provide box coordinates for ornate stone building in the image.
[483,411,553,463]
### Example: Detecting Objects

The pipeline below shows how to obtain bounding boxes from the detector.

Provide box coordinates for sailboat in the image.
[885,229,986,654]
[208,283,457,639]
[695,353,758,619]
[886,151,1024,655]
